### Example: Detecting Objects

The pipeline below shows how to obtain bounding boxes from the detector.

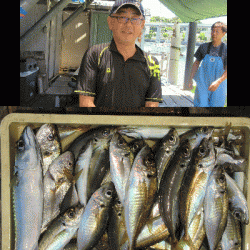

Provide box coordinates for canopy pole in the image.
[183,21,197,90]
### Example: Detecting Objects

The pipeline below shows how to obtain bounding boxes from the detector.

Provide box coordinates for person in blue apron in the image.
[189,22,227,107]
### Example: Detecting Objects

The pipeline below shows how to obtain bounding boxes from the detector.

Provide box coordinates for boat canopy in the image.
[159,0,227,22]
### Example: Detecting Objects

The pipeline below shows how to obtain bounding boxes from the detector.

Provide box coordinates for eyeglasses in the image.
[110,16,143,25]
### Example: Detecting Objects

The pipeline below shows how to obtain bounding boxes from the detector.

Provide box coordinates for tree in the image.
[198,32,207,41]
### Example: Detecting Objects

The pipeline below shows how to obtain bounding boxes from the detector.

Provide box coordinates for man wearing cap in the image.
[75,0,163,108]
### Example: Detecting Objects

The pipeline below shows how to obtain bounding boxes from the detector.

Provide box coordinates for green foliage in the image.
[198,32,207,41]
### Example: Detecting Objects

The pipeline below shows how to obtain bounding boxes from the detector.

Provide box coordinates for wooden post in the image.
[183,22,197,90]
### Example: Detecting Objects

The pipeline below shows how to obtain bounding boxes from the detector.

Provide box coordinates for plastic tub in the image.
[1,113,250,249]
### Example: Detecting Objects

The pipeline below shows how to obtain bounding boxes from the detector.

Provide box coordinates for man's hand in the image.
[208,80,220,92]
[79,95,96,107]
[208,68,227,92]
[145,102,159,107]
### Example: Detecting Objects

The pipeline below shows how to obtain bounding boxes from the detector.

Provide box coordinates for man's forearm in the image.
[79,95,96,107]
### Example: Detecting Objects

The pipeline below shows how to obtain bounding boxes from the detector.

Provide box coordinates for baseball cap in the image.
[110,0,145,18]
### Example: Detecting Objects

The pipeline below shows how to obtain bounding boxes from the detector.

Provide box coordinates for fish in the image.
[124,145,157,250]
[159,139,192,244]
[225,172,249,224]
[118,126,189,140]
[155,128,180,189]
[110,132,134,204]
[108,196,127,250]
[67,126,117,160]
[57,124,92,140]
[77,182,115,250]
[179,126,214,150]
[38,205,84,250]
[121,201,170,249]
[41,151,75,233]
[86,134,113,203]
[75,140,93,207]
[179,138,217,238]
[13,126,43,250]
[128,138,148,157]
[36,124,61,176]
[220,212,242,250]
[204,166,228,250]
[216,152,246,174]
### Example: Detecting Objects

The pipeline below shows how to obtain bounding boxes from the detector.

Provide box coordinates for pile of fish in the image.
[12,123,248,250]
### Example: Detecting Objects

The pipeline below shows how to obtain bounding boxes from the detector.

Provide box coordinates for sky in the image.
[141,0,227,24]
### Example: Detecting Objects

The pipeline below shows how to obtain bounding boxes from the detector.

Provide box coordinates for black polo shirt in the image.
[76,39,162,108]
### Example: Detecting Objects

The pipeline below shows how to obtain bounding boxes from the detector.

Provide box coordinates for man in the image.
[75,0,163,108]
[188,21,227,107]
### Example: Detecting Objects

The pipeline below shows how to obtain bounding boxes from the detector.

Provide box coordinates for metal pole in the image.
[183,21,197,90]
[20,0,72,46]
[168,22,181,85]
[62,0,94,29]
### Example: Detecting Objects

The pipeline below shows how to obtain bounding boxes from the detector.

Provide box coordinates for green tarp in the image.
[159,0,227,22]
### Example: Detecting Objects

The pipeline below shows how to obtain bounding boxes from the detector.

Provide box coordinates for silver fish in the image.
[225,173,249,224]
[118,126,189,140]
[159,139,192,244]
[179,138,217,238]
[220,212,242,250]
[179,126,214,150]
[42,151,75,232]
[110,132,134,204]
[75,140,93,206]
[108,196,127,250]
[204,166,228,250]
[77,182,115,250]
[36,124,61,176]
[217,152,246,174]
[68,126,117,160]
[155,128,180,189]
[13,126,43,250]
[39,205,84,250]
[124,145,157,250]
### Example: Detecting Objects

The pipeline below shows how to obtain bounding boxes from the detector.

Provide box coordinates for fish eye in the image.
[132,143,139,150]
[44,151,52,157]
[169,135,175,143]
[100,203,105,208]
[147,173,154,178]
[218,175,226,183]
[198,164,203,168]
[145,154,155,166]
[106,190,112,197]
[103,129,110,136]
[68,209,75,218]
[234,211,241,219]
[183,147,190,156]
[180,164,186,168]
[199,146,206,155]
[17,140,25,151]
[47,134,54,141]
[118,138,124,146]
[117,212,122,216]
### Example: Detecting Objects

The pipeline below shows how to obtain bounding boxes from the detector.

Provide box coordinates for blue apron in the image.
[194,43,227,107]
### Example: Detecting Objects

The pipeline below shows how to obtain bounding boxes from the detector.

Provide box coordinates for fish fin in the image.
[120,232,129,248]
[224,122,232,140]
[146,213,154,234]
[63,168,74,183]
[73,168,83,183]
